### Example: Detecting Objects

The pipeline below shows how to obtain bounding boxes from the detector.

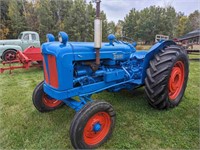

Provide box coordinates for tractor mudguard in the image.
[0,45,22,56]
[141,40,176,83]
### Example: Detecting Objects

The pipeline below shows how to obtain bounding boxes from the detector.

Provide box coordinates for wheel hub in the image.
[5,53,16,61]
[93,122,102,132]
[42,94,62,108]
[83,112,111,145]
[168,61,185,100]
[169,67,181,92]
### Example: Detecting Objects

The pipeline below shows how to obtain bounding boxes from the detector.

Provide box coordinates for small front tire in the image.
[32,81,64,112]
[70,101,116,149]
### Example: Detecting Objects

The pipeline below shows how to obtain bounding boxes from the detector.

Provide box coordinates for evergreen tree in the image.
[65,0,87,41]
[100,11,109,42]
[8,0,26,38]
[115,20,124,38]
[36,0,55,42]
[23,0,39,32]
[0,0,10,39]
[2,0,199,42]
[123,8,140,40]
[85,2,95,42]
[107,21,116,34]
[176,16,189,37]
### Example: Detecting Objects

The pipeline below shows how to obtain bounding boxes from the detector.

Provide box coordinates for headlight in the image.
[107,34,116,44]
[46,34,55,42]
[58,31,68,45]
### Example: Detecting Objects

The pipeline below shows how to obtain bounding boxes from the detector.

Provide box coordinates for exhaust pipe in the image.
[94,0,102,66]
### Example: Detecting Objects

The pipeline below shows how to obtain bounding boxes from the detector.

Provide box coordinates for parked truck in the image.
[0,31,40,61]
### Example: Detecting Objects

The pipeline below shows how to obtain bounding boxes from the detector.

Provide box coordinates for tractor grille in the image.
[43,59,49,83]
[43,55,59,88]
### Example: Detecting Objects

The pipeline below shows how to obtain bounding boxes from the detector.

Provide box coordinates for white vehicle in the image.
[155,34,169,42]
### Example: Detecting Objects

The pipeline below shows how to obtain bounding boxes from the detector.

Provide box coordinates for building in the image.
[175,29,200,44]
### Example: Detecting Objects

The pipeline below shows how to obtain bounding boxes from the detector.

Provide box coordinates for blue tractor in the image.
[32,1,189,149]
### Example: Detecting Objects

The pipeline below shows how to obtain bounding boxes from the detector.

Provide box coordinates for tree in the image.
[100,11,109,42]
[123,8,140,40]
[122,5,189,43]
[135,6,161,43]
[23,0,39,32]
[0,0,10,39]
[186,10,200,32]
[36,0,57,42]
[84,1,95,42]
[49,0,73,34]
[63,0,88,41]
[115,20,124,38]
[175,16,188,37]
[162,6,177,38]
[8,0,27,38]
[107,21,115,34]
[6,0,200,43]
[0,0,110,42]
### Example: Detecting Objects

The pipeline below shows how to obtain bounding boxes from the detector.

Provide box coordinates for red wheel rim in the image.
[5,52,16,61]
[42,94,62,108]
[83,112,111,145]
[168,61,185,100]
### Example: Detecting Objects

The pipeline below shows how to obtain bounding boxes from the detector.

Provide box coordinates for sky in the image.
[86,0,200,23]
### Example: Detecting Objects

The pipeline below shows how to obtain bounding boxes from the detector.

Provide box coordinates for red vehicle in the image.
[0,46,43,73]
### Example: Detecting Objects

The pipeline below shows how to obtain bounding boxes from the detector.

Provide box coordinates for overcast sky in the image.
[86,0,200,23]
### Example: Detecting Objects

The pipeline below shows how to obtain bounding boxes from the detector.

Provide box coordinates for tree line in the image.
[0,0,199,43]
[122,7,199,44]
[0,0,109,42]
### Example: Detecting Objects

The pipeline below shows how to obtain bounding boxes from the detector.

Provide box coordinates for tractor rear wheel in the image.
[145,45,189,109]
[32,81,64,112]
[2,50,17,61]
[70,101,116,149]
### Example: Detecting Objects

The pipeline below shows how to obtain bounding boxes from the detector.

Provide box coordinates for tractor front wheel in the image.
[145,45,189,109]
[32,81,64,112]
[70,101,116,149]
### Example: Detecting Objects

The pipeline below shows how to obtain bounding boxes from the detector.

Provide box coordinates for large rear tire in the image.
[32,81,64,112]
[145,45,189,109]
[70,101,116,149]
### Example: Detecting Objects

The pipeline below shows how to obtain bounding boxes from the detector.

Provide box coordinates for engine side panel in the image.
[41,40,175,100]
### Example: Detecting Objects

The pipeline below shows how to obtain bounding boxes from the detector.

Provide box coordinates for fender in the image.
[0,45,22,56]
[141,40,176,83]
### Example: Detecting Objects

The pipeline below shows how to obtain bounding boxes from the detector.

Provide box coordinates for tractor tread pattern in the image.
[144,45,189,109]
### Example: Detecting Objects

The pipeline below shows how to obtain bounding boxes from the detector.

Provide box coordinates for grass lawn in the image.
[189,54,200,60]
[0,59,199,149]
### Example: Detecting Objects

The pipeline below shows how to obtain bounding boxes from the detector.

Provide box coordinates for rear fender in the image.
[141,40,176,83]
[0,45,22,56]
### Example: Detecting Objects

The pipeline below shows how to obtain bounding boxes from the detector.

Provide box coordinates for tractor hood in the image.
[42,41,135,61]
[0,39,22,46]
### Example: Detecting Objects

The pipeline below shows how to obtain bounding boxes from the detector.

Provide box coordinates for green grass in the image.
[0,60,199,149]
[136,45,152,50]
[189,54,200,59]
